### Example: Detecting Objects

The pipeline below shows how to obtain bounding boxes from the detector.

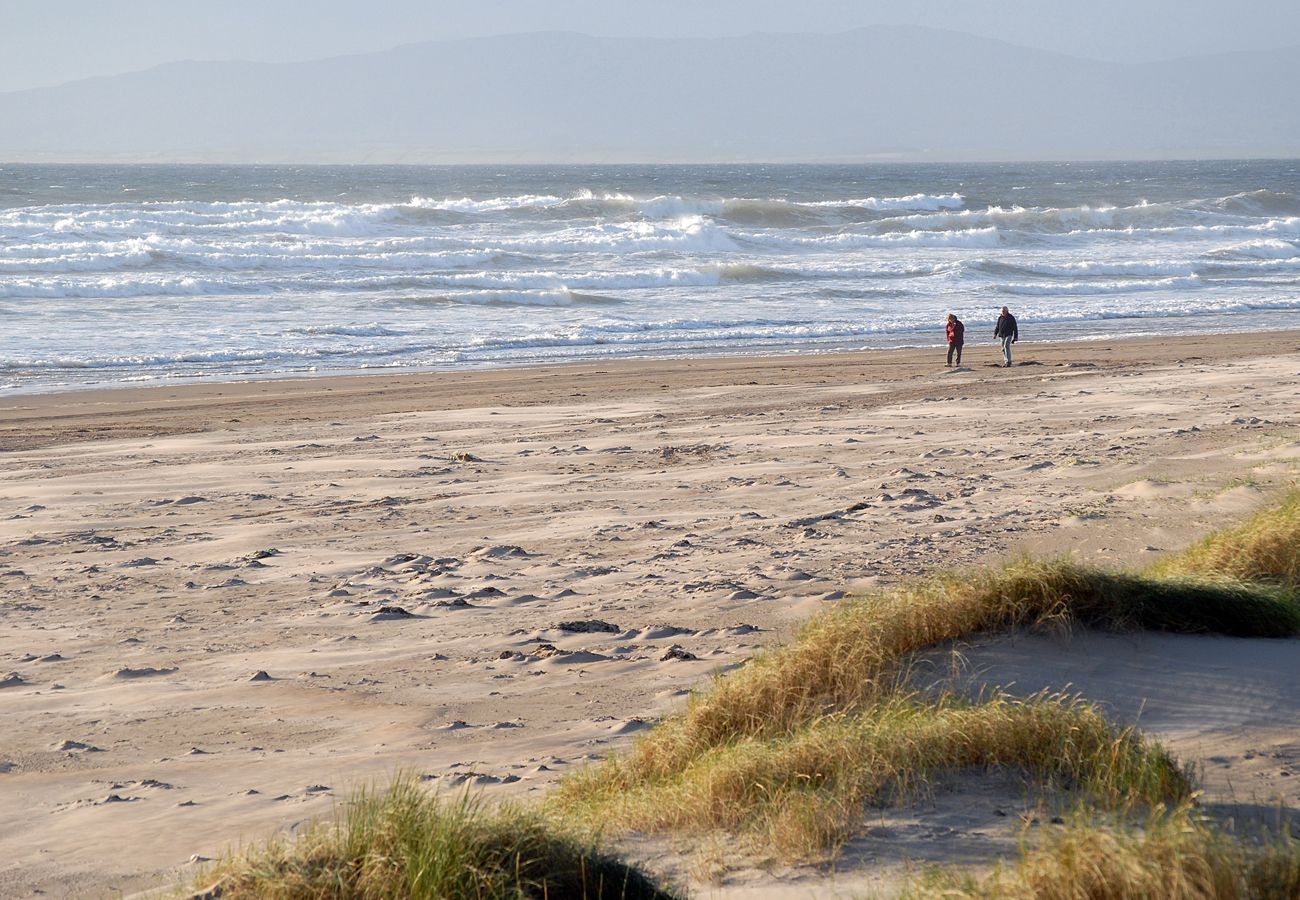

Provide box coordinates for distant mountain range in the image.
[2,27,1297,163]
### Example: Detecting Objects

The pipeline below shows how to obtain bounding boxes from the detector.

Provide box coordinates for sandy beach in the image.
[2,330,1299,898]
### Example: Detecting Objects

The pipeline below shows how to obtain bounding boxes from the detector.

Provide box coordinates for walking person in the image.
[993,306,1018,367]
[945,313,965,367]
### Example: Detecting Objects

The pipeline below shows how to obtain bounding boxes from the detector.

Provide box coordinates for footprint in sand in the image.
[627,625,695,641]
[110,666,177,679]
[436,771,521,787]
[473,545,531,559]
[534,648,611,666]
[465,586,508,599]
[416,587,462,600]
[366,605,420,622]
[53,739,104,752]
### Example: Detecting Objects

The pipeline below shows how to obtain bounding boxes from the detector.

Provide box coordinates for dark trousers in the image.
[947,343,963,366]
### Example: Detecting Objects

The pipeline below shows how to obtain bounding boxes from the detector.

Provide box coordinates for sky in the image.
[4,0,1300,94]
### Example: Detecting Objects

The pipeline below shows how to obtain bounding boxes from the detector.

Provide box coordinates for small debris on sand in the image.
[555,619,620,633]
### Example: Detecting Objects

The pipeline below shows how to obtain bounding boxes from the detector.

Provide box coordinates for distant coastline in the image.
[1,28,1298,162]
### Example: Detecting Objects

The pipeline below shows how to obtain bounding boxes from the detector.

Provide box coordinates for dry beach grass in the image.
[904,803,1300,900]
[550,500,1300,860]
[1152,487,1300,587]
[197,778,679,900]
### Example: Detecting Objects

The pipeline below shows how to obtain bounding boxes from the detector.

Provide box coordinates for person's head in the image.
[947,313,955,323]
[1001,306,1009,315]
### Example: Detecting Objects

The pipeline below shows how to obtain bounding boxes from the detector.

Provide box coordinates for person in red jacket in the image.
[945,313,965,367]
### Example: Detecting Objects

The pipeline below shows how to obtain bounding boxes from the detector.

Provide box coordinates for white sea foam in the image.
[418,289,620,307]
[972,258,1199,279]
[808,192,965,211]
[405,194,567,213]
[4,165,1297,391]
[740,226,1002,249]
[397,190,966,220]
[0,274,213,299]
[881,199,1227,234]
[996,275,1204,296]
[287,323,407,337]
[1052,216,1300,245]
[1207,238,1300,260]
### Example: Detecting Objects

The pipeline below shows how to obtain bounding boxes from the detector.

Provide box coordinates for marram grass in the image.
[551,691,1190,859]
[1153,486,1300,587]
[192,777,679,900]
[904,804,1300,900]
[591,558,1299,783]
[551,489,1300,858]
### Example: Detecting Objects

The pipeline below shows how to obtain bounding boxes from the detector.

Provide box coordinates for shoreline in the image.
[4,313,1297,401]
[4,329,1298,453]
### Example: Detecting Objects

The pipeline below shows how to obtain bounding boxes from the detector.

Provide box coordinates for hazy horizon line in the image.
[4,155,1300,168]
[2,154,1300,167]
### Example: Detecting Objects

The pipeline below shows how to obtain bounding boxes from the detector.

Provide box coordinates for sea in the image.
[2,160,1298,393]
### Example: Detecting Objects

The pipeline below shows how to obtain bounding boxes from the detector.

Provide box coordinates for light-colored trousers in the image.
[1001,335,1014,366]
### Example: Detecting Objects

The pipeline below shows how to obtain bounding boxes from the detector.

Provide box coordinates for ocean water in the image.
[1,161,1298,392]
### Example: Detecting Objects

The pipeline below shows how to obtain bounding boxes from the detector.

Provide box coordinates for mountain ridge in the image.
[2,27,1296,163]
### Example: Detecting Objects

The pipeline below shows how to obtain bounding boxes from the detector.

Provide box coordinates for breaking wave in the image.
[4,161,1298,390]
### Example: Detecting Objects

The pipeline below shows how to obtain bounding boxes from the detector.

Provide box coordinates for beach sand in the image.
[1,331,1298,897]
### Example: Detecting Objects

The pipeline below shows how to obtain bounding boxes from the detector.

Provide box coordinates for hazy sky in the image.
[5,0,1300,93]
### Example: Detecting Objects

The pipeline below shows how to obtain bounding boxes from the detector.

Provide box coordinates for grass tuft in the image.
[594,559,1298,782]
[194,776,678,900]
[1153,487,1300,587]
[552,489,1300,858]
[906,804,1300,900]
[552,691,1190,858]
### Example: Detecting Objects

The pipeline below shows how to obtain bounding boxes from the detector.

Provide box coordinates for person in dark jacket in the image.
[993,306,1018,367]
[945,313,965,367]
